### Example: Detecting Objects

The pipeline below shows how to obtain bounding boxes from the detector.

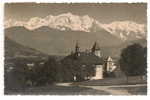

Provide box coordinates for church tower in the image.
[91,42,102,57]
[91,42,103,80]
[75,41,80,57]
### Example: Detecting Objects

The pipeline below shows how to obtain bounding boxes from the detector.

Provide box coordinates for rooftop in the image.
[62,52,104,65]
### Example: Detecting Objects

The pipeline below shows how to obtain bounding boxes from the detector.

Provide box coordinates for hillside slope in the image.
[5,36,47,58]
[5,26,122,56]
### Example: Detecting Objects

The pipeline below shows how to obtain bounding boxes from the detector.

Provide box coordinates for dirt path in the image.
[56,83,72,86]
[81,85,130,95]
[56,83,146,95]
[81,84,147,95]
[56,82,130,95]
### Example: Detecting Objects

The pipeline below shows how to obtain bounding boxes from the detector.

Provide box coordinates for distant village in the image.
[5,41,123,87]
[64,41,120,81]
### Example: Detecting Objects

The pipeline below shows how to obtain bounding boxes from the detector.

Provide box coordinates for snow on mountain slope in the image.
[101,21,146,41]
[5,19,25,28]
[5,13,95,32]
[5,12,146,41]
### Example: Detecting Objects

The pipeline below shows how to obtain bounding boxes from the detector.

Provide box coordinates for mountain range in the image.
[5,13,147,58]
[5,12,146,41]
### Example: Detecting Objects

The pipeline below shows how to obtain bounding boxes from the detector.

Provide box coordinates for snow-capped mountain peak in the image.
[101,21,146,41]
[5,12,146,41]
[25,17,46,30]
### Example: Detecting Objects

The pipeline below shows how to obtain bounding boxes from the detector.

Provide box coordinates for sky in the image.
[5,3,147,24]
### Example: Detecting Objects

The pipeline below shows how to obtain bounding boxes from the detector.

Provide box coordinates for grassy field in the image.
[73,76,146,86]
[110,85,147,95]
[5,84,147,95]
[5,85,110,95]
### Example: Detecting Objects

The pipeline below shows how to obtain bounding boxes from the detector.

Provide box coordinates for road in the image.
[56,83,147,95]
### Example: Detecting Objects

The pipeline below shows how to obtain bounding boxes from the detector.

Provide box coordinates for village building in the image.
[105,56,117,73]
[62,41,117,81]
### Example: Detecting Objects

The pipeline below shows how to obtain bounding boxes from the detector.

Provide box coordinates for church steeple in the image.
[75,41,80,57]
[75,42,80,53]
[92,41,100,52]
[91,41,102,57]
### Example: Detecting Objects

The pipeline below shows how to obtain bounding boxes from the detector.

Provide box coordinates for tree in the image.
[119,43,146,77]
[35,56,58,86]
[143,47,147,75]
[61,54,96,82]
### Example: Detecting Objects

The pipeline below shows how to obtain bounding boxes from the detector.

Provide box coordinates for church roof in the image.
[62,52,104,65]
[107,56,113,62]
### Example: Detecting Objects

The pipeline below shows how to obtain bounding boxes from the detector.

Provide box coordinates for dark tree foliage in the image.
[60,57,82,82]
[143,47,147,75]
[36,56,58,86]
[6,53,96,88]
[61,55,95,82]
[119,43,147,76]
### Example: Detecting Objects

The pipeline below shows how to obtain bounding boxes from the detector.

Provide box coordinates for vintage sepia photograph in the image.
[4,3,147,95]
